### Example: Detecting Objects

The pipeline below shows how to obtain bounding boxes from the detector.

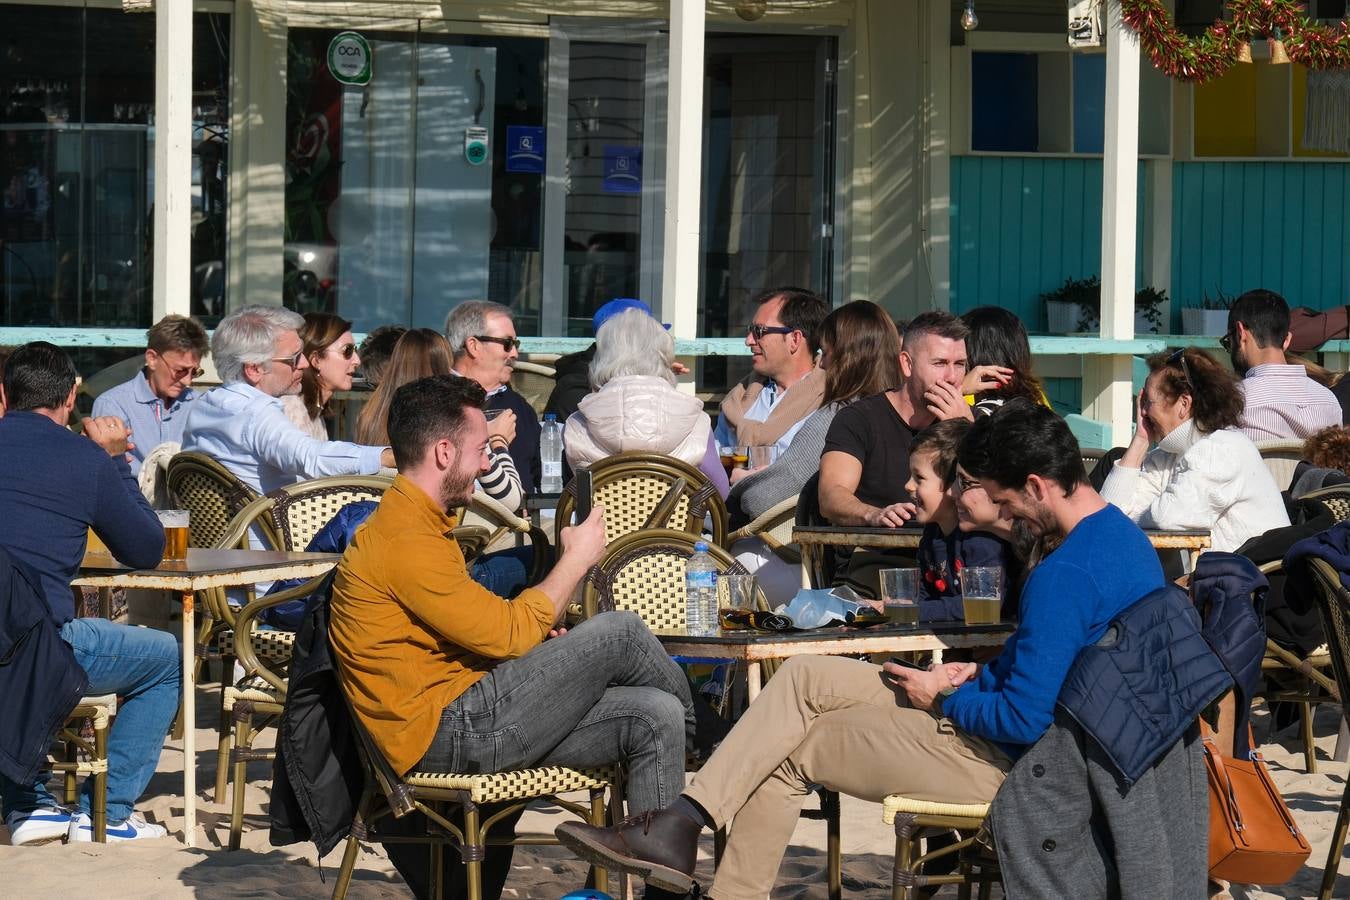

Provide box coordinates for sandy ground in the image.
[2,691,1348,899]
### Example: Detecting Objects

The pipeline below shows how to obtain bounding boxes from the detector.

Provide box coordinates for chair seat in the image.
[403,765,616,804]
[217,627,295,661]
[223,676,283,712]
[882,794,990,824]
[72,693,118,726]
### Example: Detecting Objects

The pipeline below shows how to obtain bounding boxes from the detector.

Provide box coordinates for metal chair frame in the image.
[52,694,117,843]
[883,795,999,900]
[1304,556,1350,900]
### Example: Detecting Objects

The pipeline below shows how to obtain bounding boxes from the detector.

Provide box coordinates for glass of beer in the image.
[961,567,1003,625]
[731,445,750,470]
[157,509,190,562]
[879,568,920,625]
[719,445,737,476]
[718,573,757,630]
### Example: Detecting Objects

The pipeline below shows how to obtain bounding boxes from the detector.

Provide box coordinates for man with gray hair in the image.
[181,305,392,496]
[445,300,540,491]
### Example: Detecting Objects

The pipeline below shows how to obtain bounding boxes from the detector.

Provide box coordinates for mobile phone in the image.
[574,467,593,523]
[887,656,926,671]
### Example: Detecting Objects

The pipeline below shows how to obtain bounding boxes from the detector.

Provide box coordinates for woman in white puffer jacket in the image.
[564,308,730,498]
[1101,346,1288,554]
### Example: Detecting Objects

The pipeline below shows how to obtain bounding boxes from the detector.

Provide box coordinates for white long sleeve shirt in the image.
[1100,420,1289,553]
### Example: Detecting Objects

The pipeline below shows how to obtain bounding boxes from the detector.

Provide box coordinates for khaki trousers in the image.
[682,655,1011,900]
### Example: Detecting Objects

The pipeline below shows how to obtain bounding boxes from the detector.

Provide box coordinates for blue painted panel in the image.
[971,53,1039,152]
[1172,161,1350,321]
[949,156,1148,328]
[1073,55,1107,154]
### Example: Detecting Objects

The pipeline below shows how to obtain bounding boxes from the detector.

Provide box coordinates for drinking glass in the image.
[719,573,758,630]
[731,445,750,469]
[749,445,776,469]
[961,567,1003,625]
[718,445,737,476]
[879,568,920,625]
[157,509,190,562]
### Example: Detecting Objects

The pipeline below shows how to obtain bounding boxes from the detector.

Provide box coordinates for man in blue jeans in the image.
[0,342,179,845]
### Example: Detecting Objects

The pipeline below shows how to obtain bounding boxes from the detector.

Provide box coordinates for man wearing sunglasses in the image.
[715,287,827,466]
[91,315,209,476]
[445,300,541,491]
[181,306,393,499]
[1225,288,1340,441]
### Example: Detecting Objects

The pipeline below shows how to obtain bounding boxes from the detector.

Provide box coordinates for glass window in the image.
[0,5,230,329]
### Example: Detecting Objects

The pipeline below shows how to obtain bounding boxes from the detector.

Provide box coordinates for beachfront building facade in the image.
[2,0,1349,443]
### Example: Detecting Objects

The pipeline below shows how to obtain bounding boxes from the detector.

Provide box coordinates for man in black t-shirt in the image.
[819,310,971,526]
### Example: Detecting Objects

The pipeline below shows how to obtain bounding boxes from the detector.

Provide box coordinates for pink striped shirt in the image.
[1238,364,1342,442]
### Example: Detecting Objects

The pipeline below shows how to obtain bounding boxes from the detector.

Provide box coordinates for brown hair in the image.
[910,418,972,486]
[1304,426,1350,474]
[901,310,969,353]
[354,329,454,445]
[1147,347,1244,435]
[146,314,209,358]
[818,300,902,407]
[298,312,353,419]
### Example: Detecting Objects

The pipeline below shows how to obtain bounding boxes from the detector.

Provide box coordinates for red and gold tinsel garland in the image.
[1119,0,1350,83]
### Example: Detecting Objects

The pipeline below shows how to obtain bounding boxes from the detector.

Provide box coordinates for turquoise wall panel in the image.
[1172,161,1350,318]
[950,156,1147,328]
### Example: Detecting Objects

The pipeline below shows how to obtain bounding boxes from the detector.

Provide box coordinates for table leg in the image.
[180,588,196,848]
[747,662,762,703]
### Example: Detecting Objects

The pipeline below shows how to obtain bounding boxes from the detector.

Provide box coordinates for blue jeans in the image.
[418,611,694,814]
[0,618,180,823]
[469,546,533,599]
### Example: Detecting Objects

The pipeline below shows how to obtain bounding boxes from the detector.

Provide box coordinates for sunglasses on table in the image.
[474,335,521,351]
[747,324,797,341]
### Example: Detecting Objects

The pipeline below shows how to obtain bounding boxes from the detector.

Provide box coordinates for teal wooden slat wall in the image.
[950,157,1147,327]
[1172,161,1350,319]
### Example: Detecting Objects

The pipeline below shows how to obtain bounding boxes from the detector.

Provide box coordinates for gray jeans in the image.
[418,611,695,813]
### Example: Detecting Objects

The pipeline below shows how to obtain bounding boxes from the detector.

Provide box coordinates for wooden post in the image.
[153,1,193,321]
[1087,0,1141,447]
[661,0,705,343]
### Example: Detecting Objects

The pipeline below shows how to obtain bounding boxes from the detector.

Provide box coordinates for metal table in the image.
[73,548,341,847]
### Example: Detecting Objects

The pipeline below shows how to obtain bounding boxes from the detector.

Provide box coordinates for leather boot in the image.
[555,808,701,893]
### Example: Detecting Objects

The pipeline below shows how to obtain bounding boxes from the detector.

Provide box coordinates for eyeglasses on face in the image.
[271,350,304,369]
[474,335,521,352]
[150,351,203,380]
[329,342,358,360]
[747,324,796,341]
[1219,333,1233,352]
[955,472,985,494]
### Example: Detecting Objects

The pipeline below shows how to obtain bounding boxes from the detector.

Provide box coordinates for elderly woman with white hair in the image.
[564,308,730,497]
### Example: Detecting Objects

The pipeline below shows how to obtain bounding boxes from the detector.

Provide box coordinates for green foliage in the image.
[1040,277,1168,332]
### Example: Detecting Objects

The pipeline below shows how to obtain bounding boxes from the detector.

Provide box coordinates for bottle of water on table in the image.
[540,412,563,493]
[686,541,718,636]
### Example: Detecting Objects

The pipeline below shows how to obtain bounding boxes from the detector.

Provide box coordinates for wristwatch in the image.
[932,684,959,717]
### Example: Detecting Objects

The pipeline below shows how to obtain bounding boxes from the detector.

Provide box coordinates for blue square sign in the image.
[506,126,546,174]
[603,145,642,194]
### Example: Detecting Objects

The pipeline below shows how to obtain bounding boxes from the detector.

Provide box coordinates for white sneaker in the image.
[67,811,167,843]
[5,806,73,846]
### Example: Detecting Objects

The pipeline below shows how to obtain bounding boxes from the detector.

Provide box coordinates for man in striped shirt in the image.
[1225,289,1341,442]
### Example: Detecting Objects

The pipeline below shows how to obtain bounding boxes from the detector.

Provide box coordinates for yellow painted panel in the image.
[1194,64,1258,157]
[1292,64,1350,158]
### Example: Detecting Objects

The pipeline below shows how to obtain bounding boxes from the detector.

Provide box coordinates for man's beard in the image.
[439,464,477,511]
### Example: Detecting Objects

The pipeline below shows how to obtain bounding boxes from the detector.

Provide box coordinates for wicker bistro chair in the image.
[727,494,801,566]
[882,795,999,900]
[1255,439,1307,492]
[1301,557,1350,900]
[556,452,729,548]
[50,693,118,843]
[332,704,614,900]
[580,528,842,900]
[508,358,557,418]
[165,451,270,550]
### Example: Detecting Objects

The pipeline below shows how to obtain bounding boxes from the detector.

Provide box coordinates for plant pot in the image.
[1046,301,1161,334]
[1182,308,1229,336]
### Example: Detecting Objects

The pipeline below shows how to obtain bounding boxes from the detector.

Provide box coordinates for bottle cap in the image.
[544,412,556,422]
[694,541,709,552]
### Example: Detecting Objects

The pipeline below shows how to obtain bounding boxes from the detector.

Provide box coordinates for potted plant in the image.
[1042,277,1166,334]
[1181,289,1234,336]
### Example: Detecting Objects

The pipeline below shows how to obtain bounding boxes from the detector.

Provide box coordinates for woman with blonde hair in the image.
[354,329,523,511]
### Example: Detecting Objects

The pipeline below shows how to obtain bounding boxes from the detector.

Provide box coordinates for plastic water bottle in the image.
[686,541,718,636]
[540,413,563,493]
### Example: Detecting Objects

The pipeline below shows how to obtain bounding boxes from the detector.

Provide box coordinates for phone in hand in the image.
[574,467,593,524]
[887,656,927,671]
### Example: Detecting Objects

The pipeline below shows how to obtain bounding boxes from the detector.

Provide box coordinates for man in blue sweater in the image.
[555,400,1165,898]
[0,343,180,845]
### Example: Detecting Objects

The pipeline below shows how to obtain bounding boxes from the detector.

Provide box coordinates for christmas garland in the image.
[1119,0,1350,83]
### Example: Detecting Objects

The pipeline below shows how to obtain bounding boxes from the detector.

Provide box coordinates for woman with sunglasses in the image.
[1100,347,1288,555]
[281,312,361,440]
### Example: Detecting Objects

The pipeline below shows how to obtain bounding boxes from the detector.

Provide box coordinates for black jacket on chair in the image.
[0,546,88,786]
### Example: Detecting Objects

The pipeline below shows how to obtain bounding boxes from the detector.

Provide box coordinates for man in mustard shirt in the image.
[329,374,696,826]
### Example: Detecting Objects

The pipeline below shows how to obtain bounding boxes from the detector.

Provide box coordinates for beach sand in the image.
[2,694,1347,898]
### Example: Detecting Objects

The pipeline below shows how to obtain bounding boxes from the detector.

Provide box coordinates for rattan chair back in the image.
[1255,439,1307,492]
[581,528,755,629]
[266,474,394,551]
[510,358,557,418]
[166,451,267,548]
[451,491,554,585]
[1300,484,1350,525]
[557,452,728,547]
